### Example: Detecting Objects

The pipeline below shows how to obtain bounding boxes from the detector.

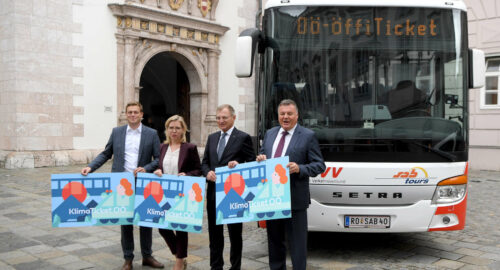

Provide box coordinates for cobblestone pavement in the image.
[0,164,499,270]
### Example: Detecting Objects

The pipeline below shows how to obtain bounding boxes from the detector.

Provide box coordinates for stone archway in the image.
[135,44,207,145]
[108,2,228,146]
[138,51,191,142]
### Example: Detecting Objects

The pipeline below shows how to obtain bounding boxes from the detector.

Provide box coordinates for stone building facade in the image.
[0,0,258,168]
[0,0,86,168]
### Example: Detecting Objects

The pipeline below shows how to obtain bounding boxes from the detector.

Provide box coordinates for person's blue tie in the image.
[217,132,227,161]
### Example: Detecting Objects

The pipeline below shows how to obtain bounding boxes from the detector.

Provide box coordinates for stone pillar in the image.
[190,91,206,146]
[120,36,138,125]
[134,86,142,102]
[206,49,220,121]
[116,35,125,125]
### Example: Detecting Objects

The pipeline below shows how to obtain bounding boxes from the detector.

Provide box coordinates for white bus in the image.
[235,0,485,232]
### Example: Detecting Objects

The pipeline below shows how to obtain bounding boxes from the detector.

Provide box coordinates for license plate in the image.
[344,215,390,228]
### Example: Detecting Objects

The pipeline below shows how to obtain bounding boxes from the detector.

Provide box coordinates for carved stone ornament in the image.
[169,0,184,10]
[198,0,211,17]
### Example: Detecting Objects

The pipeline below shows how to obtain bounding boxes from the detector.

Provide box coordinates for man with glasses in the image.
[201,104,255,270]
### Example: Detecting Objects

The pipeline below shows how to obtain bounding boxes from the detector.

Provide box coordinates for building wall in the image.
[0,0,85,168]
[0,0,259,168]
[0,0,15,153]
[216,0,258,136]
[465,0,500,171]
[73,0,117,150]
[4,0,498,170]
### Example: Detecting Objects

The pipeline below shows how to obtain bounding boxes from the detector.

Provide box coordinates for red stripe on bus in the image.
[429,193,467,231]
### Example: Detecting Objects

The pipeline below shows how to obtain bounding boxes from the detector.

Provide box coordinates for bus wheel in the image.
[110,219,119,224]
[171,223,178,228]
[256,213,265,218]
[194,226,202,231]
[100,219,109,224]
[282,210,291,216]
[126,218,134,223]
[266,212,275,217]
[180,224,187,229]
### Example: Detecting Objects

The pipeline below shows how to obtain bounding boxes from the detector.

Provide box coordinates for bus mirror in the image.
[235,28,263,78]
[469,49,485,89]
[445,94,460,108]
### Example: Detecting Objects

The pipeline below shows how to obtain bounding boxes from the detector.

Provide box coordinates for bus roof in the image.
[264,0,467,12]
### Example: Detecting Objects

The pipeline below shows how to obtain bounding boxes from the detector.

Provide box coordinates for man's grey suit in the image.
[88,124,160,260]
[260,124,325,270]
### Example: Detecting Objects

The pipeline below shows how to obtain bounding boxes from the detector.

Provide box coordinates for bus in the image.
[235,0,485,232]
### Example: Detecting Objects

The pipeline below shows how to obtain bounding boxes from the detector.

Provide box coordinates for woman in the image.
[154,115,201,270]
[270,164,288,197]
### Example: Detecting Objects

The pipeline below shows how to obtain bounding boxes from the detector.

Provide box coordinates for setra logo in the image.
[393,167,429,184]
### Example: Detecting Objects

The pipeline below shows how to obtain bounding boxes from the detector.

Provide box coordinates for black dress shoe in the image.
[142,256,164,268]
[121,259,133,270]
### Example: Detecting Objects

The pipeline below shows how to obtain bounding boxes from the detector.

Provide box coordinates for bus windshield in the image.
[259,6,469,162]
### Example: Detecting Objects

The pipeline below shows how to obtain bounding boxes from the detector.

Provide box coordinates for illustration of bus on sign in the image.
[51,173,135,227]
[134,173,206,233]
[215,156,291,225]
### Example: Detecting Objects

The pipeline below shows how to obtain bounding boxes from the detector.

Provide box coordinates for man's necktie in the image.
[274,131,289,158]
[217,132,227,160]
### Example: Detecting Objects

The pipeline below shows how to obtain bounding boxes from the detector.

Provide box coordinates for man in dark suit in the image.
[81,102,164,270]
[201,104,255,270]
[256,99,325,270]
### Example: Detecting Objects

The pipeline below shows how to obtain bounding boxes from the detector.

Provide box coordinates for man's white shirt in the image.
[271,124,297,158]
[124,124,142,173]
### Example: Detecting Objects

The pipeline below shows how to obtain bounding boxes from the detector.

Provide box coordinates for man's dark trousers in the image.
[121,225,152,260]
[207,181,243,270]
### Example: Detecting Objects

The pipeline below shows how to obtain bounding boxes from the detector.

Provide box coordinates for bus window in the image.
[84,180,92,188]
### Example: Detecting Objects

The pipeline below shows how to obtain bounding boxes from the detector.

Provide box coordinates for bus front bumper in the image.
[307,195,466,233]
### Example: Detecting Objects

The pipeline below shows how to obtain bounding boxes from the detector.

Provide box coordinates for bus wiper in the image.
[404,139,457,162]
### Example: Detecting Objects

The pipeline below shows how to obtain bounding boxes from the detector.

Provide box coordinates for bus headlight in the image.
[432,184,466,204]
[431,175,467,204]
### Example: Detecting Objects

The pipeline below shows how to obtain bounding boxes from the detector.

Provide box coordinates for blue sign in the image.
[215,156,291,225]
[51,173,135,227]
[134,173,206,233]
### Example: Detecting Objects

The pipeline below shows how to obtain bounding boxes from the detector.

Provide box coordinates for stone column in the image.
[206,49,220,121]
[116,35,125,125]
[120,36,138,125]
[134,86,142,102]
